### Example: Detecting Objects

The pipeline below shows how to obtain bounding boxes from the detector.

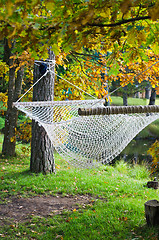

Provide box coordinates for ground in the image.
[0,194,100,225]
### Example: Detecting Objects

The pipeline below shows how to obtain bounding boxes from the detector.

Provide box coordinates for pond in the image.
[114,138,156,164]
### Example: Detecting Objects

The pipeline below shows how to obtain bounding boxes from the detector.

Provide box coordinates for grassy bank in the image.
[0,134,159,239]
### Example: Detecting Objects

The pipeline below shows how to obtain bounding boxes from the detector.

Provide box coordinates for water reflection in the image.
[114,138,155,164]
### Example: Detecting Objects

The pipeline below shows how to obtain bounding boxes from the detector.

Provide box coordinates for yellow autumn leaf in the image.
[15,0,25,3]
[108,96,112,103]
[81,18,89,25]
[127,30,136,45]
[151,84,156,88]
[151,43,159,55]
[10,136,16,142]
[6,0,13,16]
[100,9,110,18]
[8,26,17,39]
[19,30,27,38]
[137,32,146,42]
[45,2,55,11]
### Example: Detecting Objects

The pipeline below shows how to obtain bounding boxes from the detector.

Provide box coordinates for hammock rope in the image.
[14,99,159,168]
[16,62,96,104]
[13,60,159,168]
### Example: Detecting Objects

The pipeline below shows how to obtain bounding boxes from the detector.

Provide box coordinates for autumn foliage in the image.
[148,140,159,175]
[0,0,159,163]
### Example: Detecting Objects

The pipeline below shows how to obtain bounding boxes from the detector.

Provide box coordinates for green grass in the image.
[134,120,159,139]
[148,119,159,137]
[111,96,149,106]
[0,135,159,239]
[138,119,159,138]
[111,96,159,106]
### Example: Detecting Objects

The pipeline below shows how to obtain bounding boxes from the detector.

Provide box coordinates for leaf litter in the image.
[0,194,106,225]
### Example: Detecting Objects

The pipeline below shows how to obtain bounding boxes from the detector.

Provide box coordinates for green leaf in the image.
[51,44,60,55]
[151,43,159,55]
[108,62,120,76]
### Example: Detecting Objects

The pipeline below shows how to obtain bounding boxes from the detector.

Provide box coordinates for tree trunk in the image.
[145,200,159,226]
[147,180,158,189]
[149,88,156,105]
[101,72,110,106]
[2,40,24,156]
[123,86,128,106]
[135,91,140,98]
[145,84,150,99]
[30,50,55,174]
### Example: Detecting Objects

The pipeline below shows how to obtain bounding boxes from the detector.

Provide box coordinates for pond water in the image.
[114,138,156,164]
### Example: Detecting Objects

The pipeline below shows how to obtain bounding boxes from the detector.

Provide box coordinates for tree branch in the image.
[70,51,106,67]
[88,16,151,28]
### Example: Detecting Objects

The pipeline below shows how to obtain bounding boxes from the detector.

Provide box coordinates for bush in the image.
[148,140,159,175]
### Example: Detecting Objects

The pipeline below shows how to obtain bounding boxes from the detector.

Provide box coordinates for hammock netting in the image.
[14,99,159,168]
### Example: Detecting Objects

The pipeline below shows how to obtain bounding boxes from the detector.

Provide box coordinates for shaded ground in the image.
[0,194,101,225]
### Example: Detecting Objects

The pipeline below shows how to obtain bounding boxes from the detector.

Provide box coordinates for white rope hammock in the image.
[13,62,159,168]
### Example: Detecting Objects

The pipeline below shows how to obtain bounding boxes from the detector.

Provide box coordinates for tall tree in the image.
[1,0,159,163]
[30,50,55,174]
[2,39,24,156]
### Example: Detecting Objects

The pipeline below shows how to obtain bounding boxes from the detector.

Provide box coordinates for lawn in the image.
[111,96,159,106]
[0,134,159,240]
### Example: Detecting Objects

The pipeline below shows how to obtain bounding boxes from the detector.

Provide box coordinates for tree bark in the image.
[147,180,158,189]
[145,84,150,99]
[123,86,128,106]
[145,200,159,226]
[2,40,24,156]
[30,49,55,174]
[149,88,156,105]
